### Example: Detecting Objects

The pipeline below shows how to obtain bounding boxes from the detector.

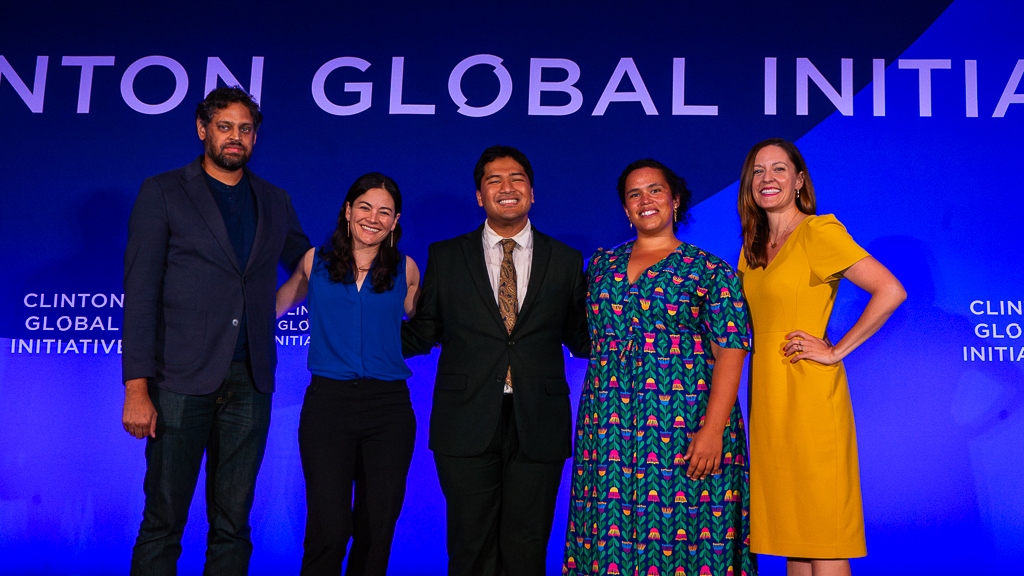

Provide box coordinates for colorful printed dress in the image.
[564,241,756,576]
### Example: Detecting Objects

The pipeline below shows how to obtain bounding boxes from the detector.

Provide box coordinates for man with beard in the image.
[121,86,310,575]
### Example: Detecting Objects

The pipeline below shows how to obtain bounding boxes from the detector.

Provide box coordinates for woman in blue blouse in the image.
[278,173,420,576]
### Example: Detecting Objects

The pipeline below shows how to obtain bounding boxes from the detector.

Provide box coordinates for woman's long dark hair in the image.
[320,172,403,293]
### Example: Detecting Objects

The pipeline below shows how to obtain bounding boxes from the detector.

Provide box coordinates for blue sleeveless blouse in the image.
[307,252,412,381]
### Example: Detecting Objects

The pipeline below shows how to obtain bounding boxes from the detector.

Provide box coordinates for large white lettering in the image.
[528,58,582,116]
[1,54,1020,119]
[62,56,115,113]
[593,58,657,116]
[764,57,777,115]
[873,59,886,116]
[993,59,1024,118]
[797,57,852,116]
[389,57,434,115]
[672,58,717,116]
[0,55,48,113]
[965,60,978,118]
[204,57,264,102]
[898,59,951,117]
[312,57,372,116]
[121,56,189,114]
[448,54,513,117]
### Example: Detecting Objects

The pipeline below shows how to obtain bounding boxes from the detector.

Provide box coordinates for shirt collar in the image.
[483,219,533,250]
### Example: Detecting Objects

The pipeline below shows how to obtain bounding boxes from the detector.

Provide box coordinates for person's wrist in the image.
[700,420,727,436]
[125,378,148,395]
[828,345,844,362]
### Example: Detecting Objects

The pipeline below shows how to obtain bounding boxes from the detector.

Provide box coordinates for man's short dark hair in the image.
[195,86,263,132]
[473,145,535,190]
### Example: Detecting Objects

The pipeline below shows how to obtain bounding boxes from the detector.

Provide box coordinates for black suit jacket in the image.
[403,225,590,462]
[122,157,310,395]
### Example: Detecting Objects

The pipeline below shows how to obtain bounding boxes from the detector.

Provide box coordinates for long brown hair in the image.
[738,138,817,269]
[320,173,403,293]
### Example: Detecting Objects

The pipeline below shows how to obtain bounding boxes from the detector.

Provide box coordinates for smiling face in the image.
[623,167,680,236]
[750,145,805,213]
[345,187,399,250]
[197,102,256,172]
[476,156,535,233]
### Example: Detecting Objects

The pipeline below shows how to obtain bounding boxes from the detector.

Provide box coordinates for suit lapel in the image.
[182,159,241,273]
[513,229,551,334]
[462,228,507,333]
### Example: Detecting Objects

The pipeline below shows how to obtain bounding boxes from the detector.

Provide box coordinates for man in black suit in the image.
[121,87,310,575]
[403,145,590,575]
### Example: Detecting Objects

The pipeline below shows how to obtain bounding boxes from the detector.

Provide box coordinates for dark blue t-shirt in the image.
[204,172,257,362]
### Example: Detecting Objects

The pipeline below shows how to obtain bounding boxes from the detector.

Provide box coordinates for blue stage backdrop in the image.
[1,0,1022,574]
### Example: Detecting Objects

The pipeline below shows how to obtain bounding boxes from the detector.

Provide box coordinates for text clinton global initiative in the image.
[2,55,1023,117]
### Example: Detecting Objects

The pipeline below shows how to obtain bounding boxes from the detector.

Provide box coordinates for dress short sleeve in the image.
[699,258,752,351]
[586,247,613,283]
[804,214,869,283]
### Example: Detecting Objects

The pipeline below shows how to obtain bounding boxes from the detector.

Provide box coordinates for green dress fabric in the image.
[563,241,757,576]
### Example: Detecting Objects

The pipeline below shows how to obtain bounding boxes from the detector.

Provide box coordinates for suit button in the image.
[232,319,239,326]
[508,340,515,346]
[495,377,503,383]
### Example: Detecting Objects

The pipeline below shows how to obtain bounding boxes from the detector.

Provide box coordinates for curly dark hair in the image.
[616,159,692,230]
[320,173,403,293]
[195,86,263,131]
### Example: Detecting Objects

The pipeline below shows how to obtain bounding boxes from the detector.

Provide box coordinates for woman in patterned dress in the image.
[564,160,757,576]
[736,139,905,576]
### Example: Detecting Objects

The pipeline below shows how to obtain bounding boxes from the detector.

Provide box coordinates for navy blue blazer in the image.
[122,157,310,394]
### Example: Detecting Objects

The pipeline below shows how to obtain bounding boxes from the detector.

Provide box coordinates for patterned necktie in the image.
[498,238,518,390]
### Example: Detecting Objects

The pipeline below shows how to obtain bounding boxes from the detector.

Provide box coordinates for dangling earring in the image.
[346,220,350,237]
[796,188,801,199]
[390,232,394,248]
[673,208,678,223]
[629,219,633,229]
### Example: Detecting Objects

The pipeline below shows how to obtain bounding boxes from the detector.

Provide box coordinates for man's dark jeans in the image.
[130,362,271,576]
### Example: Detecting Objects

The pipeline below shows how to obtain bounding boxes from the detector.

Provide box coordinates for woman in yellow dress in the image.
[736,139,906,576]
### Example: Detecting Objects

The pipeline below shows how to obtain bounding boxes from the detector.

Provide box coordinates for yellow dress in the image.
[738,214,869,558]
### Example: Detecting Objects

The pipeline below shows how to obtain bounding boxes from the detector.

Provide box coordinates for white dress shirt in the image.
[482,219,533,394]
[482,219,533,311]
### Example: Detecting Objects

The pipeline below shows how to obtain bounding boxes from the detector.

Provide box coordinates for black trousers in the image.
[298,375,416,576]
[434,395,565,576]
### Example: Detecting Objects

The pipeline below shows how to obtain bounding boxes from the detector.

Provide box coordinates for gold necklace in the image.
[769,212,800,248]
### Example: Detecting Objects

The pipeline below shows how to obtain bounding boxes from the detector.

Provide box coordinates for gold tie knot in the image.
[500,238,516,255]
